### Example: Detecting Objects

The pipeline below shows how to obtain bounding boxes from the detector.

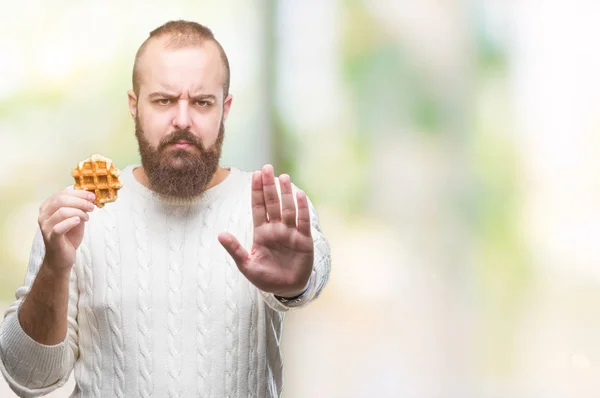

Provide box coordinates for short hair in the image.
[132,20,231,98]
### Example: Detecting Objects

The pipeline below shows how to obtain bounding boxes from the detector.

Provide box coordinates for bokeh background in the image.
[2,0,600,396]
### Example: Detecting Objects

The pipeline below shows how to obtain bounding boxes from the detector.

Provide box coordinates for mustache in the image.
[158,130,204,150]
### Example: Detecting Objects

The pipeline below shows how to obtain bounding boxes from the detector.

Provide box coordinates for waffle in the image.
[72,154,124,208]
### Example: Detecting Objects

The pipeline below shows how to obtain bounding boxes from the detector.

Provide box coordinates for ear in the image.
[127,90,138,120]
[222,94,233,121]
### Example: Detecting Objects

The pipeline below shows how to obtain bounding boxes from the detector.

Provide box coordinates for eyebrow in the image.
[148,92,217,101]
[148,92,176,99]
[192,94,217,101]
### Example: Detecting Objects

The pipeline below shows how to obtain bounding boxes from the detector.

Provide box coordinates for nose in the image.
[173,100,192,130]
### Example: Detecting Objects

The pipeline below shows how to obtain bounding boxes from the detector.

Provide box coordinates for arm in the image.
[0,229,80,397]
[0,188,93,397]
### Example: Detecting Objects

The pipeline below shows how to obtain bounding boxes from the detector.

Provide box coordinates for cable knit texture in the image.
[133,200,153,398]
[76,243,102,397]
[167,206,187,398]
[0,165,331,398]
[196,201,219,397]
[104,205,125,398]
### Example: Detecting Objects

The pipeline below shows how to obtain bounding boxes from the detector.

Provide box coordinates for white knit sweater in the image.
[0,165,331,398]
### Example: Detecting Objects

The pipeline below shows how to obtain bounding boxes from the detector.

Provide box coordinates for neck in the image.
[133,165,230,197]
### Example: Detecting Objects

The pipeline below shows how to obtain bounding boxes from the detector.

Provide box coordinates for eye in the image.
[157,98,172,105]
[195,100,211,107]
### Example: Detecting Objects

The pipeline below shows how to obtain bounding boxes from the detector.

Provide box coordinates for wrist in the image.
[40,259,72,280]
[274,270,316,306]
[275,275,312,299]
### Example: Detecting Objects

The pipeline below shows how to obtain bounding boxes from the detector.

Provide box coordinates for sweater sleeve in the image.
[0,228,80,397]
[260,186,332,312]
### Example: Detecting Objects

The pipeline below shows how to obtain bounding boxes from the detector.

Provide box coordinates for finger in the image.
[279,174,296,227]
[251,171,267,227]
[296,191,312,237]
[69,188,97,202]
[218,232,250,270]
[42,208,89,237]
[54,189,96,210]
[60,191,96,209]
[261,164,281,222]
[51,216,81,237]
[50,207,90,225]
[41,194,95,221]
[42,202,91,226]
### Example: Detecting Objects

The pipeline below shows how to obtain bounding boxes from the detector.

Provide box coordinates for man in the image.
[0,20,331,397]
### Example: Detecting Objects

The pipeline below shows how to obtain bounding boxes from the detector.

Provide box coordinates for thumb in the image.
[218,232,249,270]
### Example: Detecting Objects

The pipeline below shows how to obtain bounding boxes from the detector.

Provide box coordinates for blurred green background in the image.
[2,0,600,396]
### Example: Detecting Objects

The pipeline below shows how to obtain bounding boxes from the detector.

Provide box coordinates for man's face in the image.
[134,114,224,198]
[128,38,232,198]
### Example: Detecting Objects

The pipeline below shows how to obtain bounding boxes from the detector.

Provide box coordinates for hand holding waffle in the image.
[37,187,96,273]
[37,154,123,272]
[218,164,314,298]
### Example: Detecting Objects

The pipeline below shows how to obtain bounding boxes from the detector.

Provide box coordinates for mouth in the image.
[170,140,194,149]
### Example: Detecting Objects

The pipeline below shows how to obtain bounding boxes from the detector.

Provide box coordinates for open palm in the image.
[218,165,314,298]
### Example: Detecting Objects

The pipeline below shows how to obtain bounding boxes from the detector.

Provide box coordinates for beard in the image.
[135,116,225,199]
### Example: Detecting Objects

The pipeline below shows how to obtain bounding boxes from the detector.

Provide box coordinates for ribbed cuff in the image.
[1,310,69,372]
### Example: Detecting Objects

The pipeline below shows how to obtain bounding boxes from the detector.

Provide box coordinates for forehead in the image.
[137,38,225,96]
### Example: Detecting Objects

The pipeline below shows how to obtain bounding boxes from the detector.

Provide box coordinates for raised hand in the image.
[218,164,314,298]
